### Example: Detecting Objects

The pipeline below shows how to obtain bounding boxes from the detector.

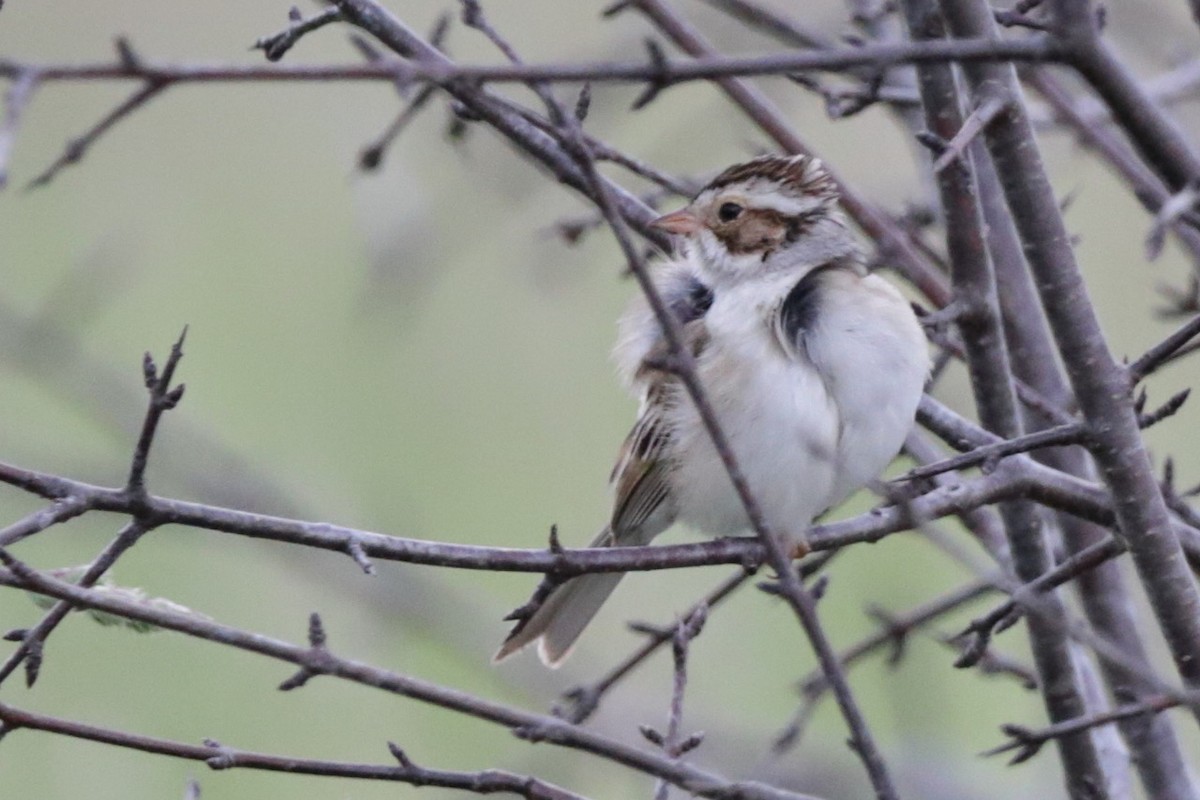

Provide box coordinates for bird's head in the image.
[651,154,854,283]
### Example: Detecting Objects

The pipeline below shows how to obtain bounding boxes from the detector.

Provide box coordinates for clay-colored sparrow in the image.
[496,155,929,666]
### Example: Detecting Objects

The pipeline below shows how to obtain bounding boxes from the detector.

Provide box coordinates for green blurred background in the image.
[1,1,1198,798]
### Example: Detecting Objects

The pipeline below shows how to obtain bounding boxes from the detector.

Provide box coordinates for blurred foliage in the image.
[0,1,1198,798]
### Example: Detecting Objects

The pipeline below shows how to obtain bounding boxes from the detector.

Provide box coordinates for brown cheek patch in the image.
[715,208,788,255]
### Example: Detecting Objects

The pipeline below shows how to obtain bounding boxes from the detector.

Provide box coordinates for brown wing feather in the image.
[609,380,674,537]
[608,317,708,539]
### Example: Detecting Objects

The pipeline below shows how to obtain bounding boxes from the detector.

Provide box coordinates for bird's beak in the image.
[649,208,702,235]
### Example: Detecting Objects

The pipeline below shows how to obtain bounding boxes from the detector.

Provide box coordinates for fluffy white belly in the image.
[667,303,840,544]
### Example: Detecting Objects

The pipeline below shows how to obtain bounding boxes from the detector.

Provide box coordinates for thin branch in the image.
[775,579,997,753]
[900,389,1188,482]
[0,497,88,549]
[0,453,1014,571]
[0,554,821,800]
[26,78,167,189]
[0,39,1063,88]
[1128,315,1200,384]
[560,567,750,723]
[984,694,1188,766]
[696,0,836,51]
[956,536,1126,666]
[4,418,1190,577]
[0,702,589,799]
[0,518,153,688]
[127,326,187,498]
[1052,2,1200,193]
[253,7,345,62]
[647,606,707,800]
[1024,68,1200,271]
[901,422,1085,481]
[357,83,437,171]
[929,94,1007,174]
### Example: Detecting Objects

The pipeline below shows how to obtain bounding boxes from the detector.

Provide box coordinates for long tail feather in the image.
[494,526,622,667]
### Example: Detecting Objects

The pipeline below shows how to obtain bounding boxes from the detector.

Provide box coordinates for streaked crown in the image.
[697,154,839,221]
[703,154,838,203]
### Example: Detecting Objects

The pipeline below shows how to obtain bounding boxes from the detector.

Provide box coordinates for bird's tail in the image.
[493,526,622,667]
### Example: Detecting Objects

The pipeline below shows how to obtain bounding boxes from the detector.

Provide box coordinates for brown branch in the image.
[0,452,1030,571]
[984,694,1190,766]
[0,702,589,799]
[1051,1,1200,193]
[1024,68,1200,271]
[645,606,707,800]
[900,389,1188,482]
[0,39,1062,88]
[775,579,998,753]
[0,553,821,800]
[956,536,1126,665]
[559,566,755,723]
[0,331,189,687]
[0,518,153,688]
[696,0,836,51]
[904,2,1111,789]
[26,77,167,189]
[253,7,345,62]
[929,94,1007,174]
[126,326,187,498]
[0,497,88,549]
[1128,314,1200,384]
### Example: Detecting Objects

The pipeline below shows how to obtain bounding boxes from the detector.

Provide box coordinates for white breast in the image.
[666,276,842,546]
[664,269,927,546]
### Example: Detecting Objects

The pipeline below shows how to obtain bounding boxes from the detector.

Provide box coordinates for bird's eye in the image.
[717,202,743,222]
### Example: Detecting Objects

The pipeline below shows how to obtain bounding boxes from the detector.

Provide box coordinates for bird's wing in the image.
[608,318,709,540]
[609,382,675,539]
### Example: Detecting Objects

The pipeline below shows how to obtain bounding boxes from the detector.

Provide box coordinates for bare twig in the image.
[0,497,88,549]
[27,77,167,189]
[560,568,746,723]
[253,6,345,62]
[0,702,589,799]
[0,553,821,800]
[0,41,1060,87]
[647,606,707,800]
[0,519,153,688]
[929,93,1007,174]
[775,579,996,752]
[127,326,187,498]
[1052,1,1200,193]
[1128,315,1200,384]
[1024,68,1200,271]
[900,388,1188,482]
[984,694,1189,766]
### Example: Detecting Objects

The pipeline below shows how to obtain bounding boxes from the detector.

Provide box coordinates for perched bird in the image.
[495,154,929,667]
